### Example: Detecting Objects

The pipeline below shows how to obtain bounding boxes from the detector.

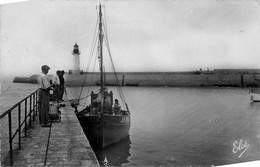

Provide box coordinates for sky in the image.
[1,0,260,76]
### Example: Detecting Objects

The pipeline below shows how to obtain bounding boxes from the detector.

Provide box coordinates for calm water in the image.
[0,77,39,113]
[1,78,260,166]
[0,77,39,163]
[66,86,260,166]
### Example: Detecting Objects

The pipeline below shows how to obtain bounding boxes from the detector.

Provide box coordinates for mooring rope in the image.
[0,86,11,95]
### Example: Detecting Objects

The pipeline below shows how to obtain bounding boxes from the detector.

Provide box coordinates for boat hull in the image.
[78,115,130,148]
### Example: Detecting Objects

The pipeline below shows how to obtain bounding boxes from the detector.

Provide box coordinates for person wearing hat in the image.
[38,65,52,127]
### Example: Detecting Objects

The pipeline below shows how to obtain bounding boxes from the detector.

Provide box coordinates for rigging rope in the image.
[77,9,99,105]
[80,7,104,110]
[82,49,99,110]
[103,11,127,105]
[102,8,128,110]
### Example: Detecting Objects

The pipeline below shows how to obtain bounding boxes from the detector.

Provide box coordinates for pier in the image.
[0,89,99,166]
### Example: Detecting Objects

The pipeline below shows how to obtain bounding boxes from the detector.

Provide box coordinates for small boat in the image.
[73,4,131,148]
[249,89,260,102]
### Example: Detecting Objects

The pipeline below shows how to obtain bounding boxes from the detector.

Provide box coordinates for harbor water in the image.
[67,86,260,166]
[1,77,260,166]
[0,77,39,163]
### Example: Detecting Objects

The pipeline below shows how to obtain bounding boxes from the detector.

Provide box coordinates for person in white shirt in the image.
[38,65,52,127]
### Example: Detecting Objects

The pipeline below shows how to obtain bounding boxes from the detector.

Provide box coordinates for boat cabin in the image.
[90,90,113,115]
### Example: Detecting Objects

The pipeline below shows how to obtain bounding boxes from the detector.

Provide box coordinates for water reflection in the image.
[249,101,260,111]
[92,136,131,166]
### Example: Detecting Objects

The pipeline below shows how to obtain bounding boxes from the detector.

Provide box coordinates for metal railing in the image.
[0,89,40,166]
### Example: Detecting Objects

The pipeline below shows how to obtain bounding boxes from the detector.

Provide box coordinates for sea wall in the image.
[13,75,53,84]
[13,70,260,87]
[13,77,31,83]
[64,72,260,87]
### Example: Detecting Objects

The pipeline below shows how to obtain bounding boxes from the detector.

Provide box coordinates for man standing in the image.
[38,65,52,127]
[59,70,65,101]
[52,70,61,102]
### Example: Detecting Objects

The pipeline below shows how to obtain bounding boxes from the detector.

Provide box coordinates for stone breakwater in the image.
[13,75,40,84]
[13,69,260,87]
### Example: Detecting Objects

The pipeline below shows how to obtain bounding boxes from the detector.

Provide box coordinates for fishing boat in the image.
[74,4,131,148]
[250,89,260,102]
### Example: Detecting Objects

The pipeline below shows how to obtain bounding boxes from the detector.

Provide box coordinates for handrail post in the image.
[25,99,27,137]
[35,92,38,116]
[18,103,21,150]
[30,95,32,126]
[33,93,36,117]
[8,112,13,166]
[36,90,39,115]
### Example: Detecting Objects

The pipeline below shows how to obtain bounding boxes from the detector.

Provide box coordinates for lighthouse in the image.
[72,43,80,72]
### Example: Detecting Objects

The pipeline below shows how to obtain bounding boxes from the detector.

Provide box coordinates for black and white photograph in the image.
[1,0,260,166]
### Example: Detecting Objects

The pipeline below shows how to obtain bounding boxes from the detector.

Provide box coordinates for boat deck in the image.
[1,102,99,166]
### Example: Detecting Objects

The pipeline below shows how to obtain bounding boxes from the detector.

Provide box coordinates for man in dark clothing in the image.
[59,70,65,101]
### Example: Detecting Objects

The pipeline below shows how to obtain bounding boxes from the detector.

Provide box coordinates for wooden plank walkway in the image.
[1,102,99,166]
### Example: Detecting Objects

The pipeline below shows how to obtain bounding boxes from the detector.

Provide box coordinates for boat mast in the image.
[99,4,104,112]
[99,4,104,92]
[99,4,104,93]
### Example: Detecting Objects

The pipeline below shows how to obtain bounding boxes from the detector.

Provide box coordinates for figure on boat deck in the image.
[89,87,112,115]
[113,99,121,115]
